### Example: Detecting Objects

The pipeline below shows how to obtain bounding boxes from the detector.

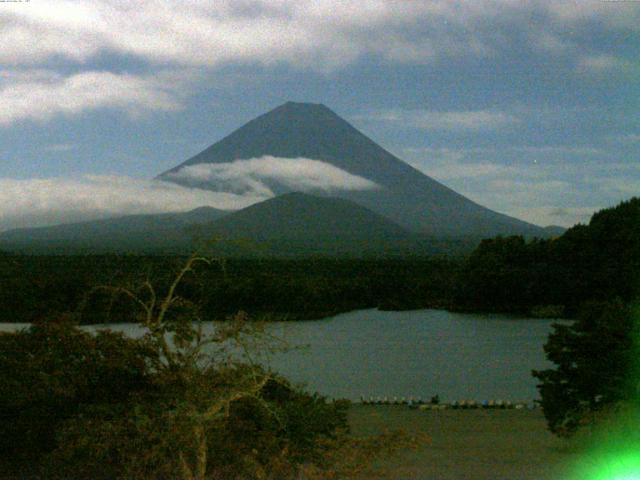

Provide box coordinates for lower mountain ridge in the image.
[0,207,226,254]
[0,193,475,256]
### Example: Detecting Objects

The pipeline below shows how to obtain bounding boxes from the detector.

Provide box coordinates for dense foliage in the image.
[0,319,351,478]
[532,300,639,437]
[522,198,640,436]
[2,198,637,325]
[455,198,640,437]
[455,198,640,316]
[0,256,459,324]
[0,255,423,479]
[0,318,153,472]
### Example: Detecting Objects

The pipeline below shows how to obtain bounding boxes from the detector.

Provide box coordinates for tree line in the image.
[454,197,640,316]
[524,198,639,440]
[0,255,459,324]
[0,198,637,325]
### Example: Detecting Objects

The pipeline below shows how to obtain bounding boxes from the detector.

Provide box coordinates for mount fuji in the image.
[160,101,546,238]
[0,102,552,255]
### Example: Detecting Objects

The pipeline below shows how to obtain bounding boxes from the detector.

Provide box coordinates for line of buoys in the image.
[359,396,536,410]
[360,396,430,406]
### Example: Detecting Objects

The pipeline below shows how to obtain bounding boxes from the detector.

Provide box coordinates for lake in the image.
[0,309,562,403]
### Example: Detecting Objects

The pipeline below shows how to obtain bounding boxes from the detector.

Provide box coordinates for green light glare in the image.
[634,304,640,401]
[570,450,640,480]
[565,305,640,480]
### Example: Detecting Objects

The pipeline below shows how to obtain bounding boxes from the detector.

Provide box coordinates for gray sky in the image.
[0,0,638,230]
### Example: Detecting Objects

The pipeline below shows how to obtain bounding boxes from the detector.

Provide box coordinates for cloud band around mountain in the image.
[0,176,266,232]
[0,158,377,232]
[166,157,380,195]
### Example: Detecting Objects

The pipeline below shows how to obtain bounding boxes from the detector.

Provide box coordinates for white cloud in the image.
[417,110,518,131]
[0,70,187,126]
[530,30,575,54]
[429,161,506,180]
[0,175,266,232]
[619,133,640,144]
[577,54,632,73]
[510,145,603,156]
[403,143,605,165]
[488,178,571,195]
[458,170,638,227]
[545,2,640,31]
[595,176,640,197]
[167,157,379,195]
[399,144,637,227]
[0,158,377,231]
[44,143,76,153]
[0,2,636,125]
[508,206,598,228]
[0,1,436,69]
[605,132,640,145]
[2,1,638,70]
[363,109,518,131]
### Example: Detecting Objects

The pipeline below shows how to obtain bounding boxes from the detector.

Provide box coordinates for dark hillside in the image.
[455,197,640,315]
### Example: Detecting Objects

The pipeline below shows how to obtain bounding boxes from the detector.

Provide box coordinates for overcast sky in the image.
[0,0,638,230]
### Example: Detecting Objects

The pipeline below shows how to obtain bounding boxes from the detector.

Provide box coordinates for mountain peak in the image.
[259,101,342,124]
[160,103,549,238]
[279,101,330,110]
[159,100,367,178]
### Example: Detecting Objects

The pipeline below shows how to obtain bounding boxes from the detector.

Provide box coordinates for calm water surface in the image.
[1,309,562,402]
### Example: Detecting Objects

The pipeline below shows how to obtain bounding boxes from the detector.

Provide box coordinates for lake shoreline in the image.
[1,308,559,403]
[0,302,569,326]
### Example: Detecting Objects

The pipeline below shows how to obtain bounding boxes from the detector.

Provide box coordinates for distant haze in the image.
[0,176,264,232]
[0,155,381,232]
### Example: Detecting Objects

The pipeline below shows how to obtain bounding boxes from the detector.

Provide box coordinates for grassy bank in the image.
[348,405,580,479]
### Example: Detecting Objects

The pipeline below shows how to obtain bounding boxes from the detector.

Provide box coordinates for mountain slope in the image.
[0,207,227,253]
[199,192,474,256]
[160,101,547,238]
[205,191,408,240]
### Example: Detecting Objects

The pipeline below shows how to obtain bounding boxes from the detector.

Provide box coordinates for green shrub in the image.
[0,316,151,467]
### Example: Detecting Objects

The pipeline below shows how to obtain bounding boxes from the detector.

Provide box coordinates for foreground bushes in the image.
[0,317,353,479]
[0,255,420,479]
[0,319,152,466]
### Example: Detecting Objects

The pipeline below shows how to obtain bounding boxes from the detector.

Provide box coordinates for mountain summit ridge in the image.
[160,102,547,238]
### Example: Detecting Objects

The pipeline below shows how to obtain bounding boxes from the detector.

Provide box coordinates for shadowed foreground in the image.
[349,405,579,480]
